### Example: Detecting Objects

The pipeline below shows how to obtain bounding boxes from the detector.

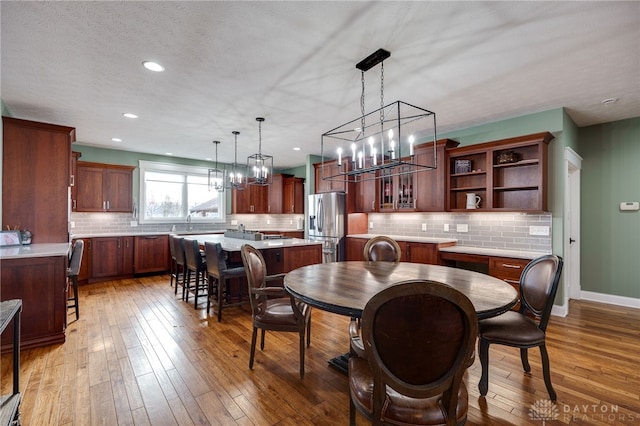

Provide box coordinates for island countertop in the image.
[0,243,70,260]
[182,234,322,252]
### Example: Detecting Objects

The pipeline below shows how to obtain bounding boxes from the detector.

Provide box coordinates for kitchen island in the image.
[0,243,70,350]
[184,234,323,274]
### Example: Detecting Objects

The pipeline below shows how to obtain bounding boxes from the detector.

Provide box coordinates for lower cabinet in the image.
[134,235,169,274]
[91,236,133,280]
[346,237,451,264]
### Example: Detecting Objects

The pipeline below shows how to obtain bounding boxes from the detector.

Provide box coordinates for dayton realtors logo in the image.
[529,400,638,423]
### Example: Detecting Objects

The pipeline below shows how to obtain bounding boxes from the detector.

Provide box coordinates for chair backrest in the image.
[360,279,477,423]
[168,234,177,260]
[519,254,563,330]
[204,241,227,278]
[183,238,205,270]
[240,244,268,315]
[171,236,186,266]
[68,239,84,277]
[363,236,401,262]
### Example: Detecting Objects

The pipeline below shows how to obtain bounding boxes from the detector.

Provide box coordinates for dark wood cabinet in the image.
[414,139,459,211]
[71,151,81,211]
[1,255,67,349]
[446,132,553,212]
[347,237,453,264]
[134,235,169,274]
[282,177,305,213]
[232,181,269,213]
[90,236,133,281]
[283,244,322,272]
[346,237,368,261]
[76,161,135,212]
[268,174,286,213]
[355,176,377,213]
[2,117,74,243]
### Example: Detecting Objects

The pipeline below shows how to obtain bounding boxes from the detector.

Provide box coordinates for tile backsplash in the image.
[366,212,552,252]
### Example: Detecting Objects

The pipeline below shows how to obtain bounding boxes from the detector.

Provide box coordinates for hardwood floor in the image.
[2,275,639,425]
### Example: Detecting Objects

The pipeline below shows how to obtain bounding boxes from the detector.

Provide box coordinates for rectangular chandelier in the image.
[320,49,437,183]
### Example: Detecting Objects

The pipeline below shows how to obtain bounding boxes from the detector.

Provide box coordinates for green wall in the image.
[578,117,640,298]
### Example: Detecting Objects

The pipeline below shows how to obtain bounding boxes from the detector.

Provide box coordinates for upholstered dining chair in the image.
[204,241,246,322]
[363,235,402,262]
[240,244,312,378]
[170,236,189,297]
[67,239,84,321]
[478,254,563,401]
[183,238,208,309]
[348,279,477,426]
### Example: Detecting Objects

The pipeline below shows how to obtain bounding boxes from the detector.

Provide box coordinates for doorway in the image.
[564,147,583,310]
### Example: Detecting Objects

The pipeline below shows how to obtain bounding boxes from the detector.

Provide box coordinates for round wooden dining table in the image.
[284,261,518,320]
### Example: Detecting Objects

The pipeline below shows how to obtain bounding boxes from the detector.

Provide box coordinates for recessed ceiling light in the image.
[293,147,301,151]
[142,61,165,72]
[165,152,173,156]
[111,138,122,142]
[123,113,138,119]
[601,98,618,106]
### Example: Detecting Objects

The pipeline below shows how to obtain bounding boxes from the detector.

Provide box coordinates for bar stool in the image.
[67,239,84,320]
[204,241,246,321]
[183,238,208,309]
[170,235,187,296]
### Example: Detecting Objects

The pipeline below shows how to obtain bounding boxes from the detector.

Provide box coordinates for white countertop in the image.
[439,245,550,260]
[348,234,458,244]
[182,234,321,252]
[0,243,71,260]
[70,230,226,238]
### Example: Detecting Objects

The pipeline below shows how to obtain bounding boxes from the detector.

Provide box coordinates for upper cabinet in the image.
[234,174,305,214]
[282,176,305,214]
[414,139,460,211]
[232,181,269,213]
[446,132,553,212]
[75,161,135,212]
[2,117,74,243]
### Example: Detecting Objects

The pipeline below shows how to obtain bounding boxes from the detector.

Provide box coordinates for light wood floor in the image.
[2,275,639,425]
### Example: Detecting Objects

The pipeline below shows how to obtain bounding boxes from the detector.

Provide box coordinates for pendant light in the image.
[226,131,247,190]
[247,117,273,186]
[207,140,225,192]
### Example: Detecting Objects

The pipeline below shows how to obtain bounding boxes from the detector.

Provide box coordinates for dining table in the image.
[283,261,519,371]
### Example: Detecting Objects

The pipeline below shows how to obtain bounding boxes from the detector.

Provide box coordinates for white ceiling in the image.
[2,1,639,169]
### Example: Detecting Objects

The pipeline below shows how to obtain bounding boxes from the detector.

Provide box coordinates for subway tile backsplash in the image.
[367,212,552,252]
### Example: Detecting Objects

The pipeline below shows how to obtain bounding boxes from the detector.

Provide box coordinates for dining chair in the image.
[240,244,312,378]
[171,236,189,298]
[183,238,208,309]
[478,254,563,401]
[348,279,477,426]
[67,239,84,321]
[363,235,402,262]
[204,241,246,322]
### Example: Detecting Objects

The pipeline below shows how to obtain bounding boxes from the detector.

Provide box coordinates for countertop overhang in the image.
[0,243,71,260]
[182,234,321,252]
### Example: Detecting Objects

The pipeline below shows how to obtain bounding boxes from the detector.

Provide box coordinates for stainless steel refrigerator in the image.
[308,192,346,263]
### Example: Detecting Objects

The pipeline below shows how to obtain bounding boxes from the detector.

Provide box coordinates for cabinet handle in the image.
[72,200,76,209]
[126,240,130,248]
[103,201,106,210]
[371,201,375,210]
[118,239,121,249]
[70,174,74,187]
[502,263,522,269]
[107,200,110,210]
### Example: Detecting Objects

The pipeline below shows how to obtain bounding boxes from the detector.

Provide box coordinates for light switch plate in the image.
[369,221,374,229]
[456,224,468,233]
[421,223,427,231]
[529,226,549,236]
[444,224,449,232]
[231,219,238,225]
[70,221,75,228]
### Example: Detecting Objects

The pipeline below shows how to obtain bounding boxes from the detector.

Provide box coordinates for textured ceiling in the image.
[2,1,639,169]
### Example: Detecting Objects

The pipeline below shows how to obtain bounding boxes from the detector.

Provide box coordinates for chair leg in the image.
[299,330,305,378]
[478,338,490,396]
[306,315,311,347]
[260,329,266,350]
[349,396,356,426]
[249,327,258,369]
[194,271,200,309]
[520,348,531,372]
[206,276,212,314]
[73,277,79,320]
[217,278,224,322]
[539,344,557,401]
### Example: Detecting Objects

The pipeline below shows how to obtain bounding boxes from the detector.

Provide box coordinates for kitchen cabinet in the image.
[314,159,349,194]
[75,161,135,212]
[134,235,169,274]
[355,175,376,213]
[232,180,269,213]
[282,177,305,213]
[414,139,459,211]
[377,164,416,212]
[268,174,286,213]
[446,132,553,212]
[347,237,454,264]
[2,117,74,243]
[71,151,81,211]
[90,236,133,281]
[346,236,368,261]
[1,255,67,349]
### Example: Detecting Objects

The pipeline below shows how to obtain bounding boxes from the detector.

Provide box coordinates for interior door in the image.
[564,147,582,307]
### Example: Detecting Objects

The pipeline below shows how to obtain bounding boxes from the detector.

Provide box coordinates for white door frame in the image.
[563,147,583,311]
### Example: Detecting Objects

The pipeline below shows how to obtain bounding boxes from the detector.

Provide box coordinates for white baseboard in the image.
[551,304,568,317]
[579,291,640,309]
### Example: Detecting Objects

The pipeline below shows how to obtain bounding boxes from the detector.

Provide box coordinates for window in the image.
[139,160,226,223]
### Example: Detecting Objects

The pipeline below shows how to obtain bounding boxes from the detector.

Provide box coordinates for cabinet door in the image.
[71,151,81,211]
[346,237,367,261]
[414,140,458,211]
[283,177,305,213]
[283,244,322,272]
[268,174,285,213]
[134,235,169,274]
[91,237,123,278]
[76,165,105,211]
[104,168,133,212]
[355,177,376,213]
[122,236,134,275]
[405,242,438,264]
[232,187,252,213]
[250,184,269,213]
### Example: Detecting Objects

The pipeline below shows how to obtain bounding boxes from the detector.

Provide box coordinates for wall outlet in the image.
[529,225,550,236]
[456,224,468,233]
[130,221,138,227]
[369,221,374,229]
[444,223,449,232]
[289,220,293,225]
[421,223,427,231]
[70,221,75,229]
[267,219,270,225]
[231,219,238,225]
